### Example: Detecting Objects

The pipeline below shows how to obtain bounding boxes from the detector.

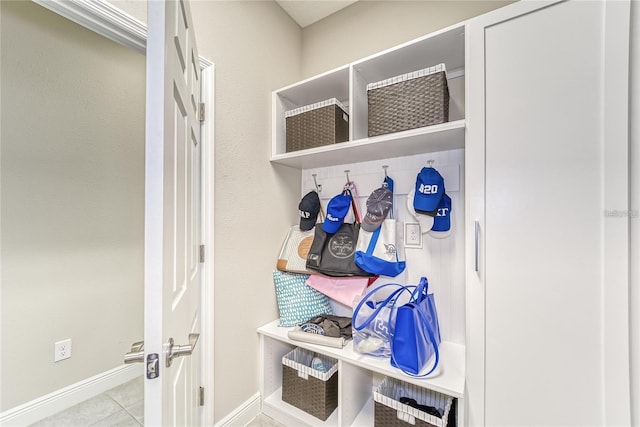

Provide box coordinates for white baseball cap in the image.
[406,188,434,233]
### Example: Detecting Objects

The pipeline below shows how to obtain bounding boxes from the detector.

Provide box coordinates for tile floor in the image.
[245,413,286,427]
[29,375,283,426]
[30,376,143,426]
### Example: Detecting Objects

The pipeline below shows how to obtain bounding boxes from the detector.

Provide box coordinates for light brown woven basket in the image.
[285,98,349,152]
[367,64,449,137]
[281,348,339,421]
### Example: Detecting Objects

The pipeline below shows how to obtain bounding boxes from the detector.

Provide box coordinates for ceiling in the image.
[275,0,358,28]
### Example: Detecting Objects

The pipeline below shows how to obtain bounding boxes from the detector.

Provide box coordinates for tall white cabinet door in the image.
[466,1,630,426]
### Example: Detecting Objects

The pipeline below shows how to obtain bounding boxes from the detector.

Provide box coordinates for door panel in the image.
[466,0,630,425]
[145,0,202,425]
[484,2,604,423]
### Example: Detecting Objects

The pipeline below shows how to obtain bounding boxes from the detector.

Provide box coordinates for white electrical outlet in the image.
[54,339,72,362]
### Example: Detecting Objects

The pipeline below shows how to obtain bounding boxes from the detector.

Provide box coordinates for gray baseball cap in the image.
[362,187,393,232]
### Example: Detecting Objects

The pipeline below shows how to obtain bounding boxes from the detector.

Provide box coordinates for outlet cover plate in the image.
[54,339,72,362]
[404,222,422,248]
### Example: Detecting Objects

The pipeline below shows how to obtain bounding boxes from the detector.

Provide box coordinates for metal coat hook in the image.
[344,170,352,190]
[427,159,435,168]
[382,165,389,188]
[312,174,322,193]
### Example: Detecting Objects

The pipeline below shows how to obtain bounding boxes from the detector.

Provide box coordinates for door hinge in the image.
[199,244,205,263]
[199,386,205,406]
[199,103,205,122]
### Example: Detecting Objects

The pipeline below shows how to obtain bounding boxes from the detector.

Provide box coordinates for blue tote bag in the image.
[390,277,441,376]
[351,283,414,357]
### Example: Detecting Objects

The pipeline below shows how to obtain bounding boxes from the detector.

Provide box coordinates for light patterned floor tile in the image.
[30,394,123,427]
[90,409,141,427]
[29,377,144,427]
[245,413,287,427]
[105,376,144,409]
[125,400,144,425]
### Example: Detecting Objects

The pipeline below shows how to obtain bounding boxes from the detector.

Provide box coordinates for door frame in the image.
[31,1,216,425]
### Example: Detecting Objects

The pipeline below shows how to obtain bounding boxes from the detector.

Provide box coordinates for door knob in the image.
[124,341,144,364]
[165,333,199,367]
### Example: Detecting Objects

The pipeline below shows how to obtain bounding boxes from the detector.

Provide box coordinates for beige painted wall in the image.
[187,1,303,421]
[301,0,515,78]
[0,1,145,411]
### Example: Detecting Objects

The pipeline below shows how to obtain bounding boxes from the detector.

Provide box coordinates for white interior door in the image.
[145,0,203,425]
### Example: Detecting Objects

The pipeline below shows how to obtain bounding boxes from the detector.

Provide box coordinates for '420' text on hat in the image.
[413,167,445,212]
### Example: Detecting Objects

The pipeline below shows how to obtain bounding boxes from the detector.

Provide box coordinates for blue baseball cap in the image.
[431,193,451,232]
[413,167,445,212]
[322,193,352,233]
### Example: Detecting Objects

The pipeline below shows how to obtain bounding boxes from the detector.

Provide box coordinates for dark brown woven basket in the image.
[285,99,349,152]
[373,377,453,427]
[281,348,338,421]
[368,65,449,137]
[375,402,438,427]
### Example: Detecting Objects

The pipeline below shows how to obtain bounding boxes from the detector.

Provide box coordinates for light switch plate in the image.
[404,222,422,248]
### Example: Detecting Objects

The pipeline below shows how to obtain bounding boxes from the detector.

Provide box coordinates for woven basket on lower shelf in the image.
[374,377,454,427]
[281,347,339,421]
[285,98,349,152]
[367,63,449,137]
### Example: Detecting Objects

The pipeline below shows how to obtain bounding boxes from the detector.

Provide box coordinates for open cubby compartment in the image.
[258,319,465,427]
[259,340,381,427]
[260,336,340,426]
[350,23,466,141]
[340,365,460,427]
[272,65,350,158]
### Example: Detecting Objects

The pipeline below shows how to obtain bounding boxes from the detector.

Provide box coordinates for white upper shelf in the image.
[271,23,466,170]
[270,119,465,169]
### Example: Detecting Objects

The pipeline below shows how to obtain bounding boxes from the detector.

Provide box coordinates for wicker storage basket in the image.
[281,348,339,421]
[285,98,349,152]
[367,64,449,137]
[374,377,453,427]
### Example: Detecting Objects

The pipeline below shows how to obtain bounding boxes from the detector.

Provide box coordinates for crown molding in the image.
[33,0,147,53]
[31,0,213,68]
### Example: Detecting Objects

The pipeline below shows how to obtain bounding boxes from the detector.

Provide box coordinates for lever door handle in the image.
[124,341,144,364]
[165,333,199,367]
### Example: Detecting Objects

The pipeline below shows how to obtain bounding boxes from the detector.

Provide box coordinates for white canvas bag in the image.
[355,218,406,277]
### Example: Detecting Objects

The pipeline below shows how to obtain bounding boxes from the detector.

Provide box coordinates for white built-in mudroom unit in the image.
[259,1,636,426]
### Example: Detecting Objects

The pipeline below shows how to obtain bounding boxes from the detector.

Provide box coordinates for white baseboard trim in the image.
[214,392,261,427]
[0,364,142,426]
